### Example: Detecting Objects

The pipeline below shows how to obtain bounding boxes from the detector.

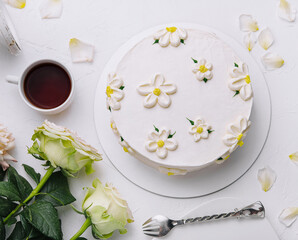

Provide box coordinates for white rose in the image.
[0,124,16,170]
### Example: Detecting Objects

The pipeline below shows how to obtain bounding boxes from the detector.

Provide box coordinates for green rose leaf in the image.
[0,218,5,240]
[36,171,76,207]
[7,166,33,201]
[7,222,26,240]
[0,197,17,217]
[6,217,17,226]
[0,168,5,182]
[21,201,62,240]
[23,164,41,185]
[0,182,21,201]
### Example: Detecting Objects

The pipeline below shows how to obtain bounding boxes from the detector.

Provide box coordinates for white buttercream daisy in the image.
[257,166,277,192]
[153,27,187,47]
[119,136,133,154]
[0,124,17,170]
[229,62,253,101]
[106,73,125,111]
[192,58,213,83]
[187,117,213,142]
[223,116,251,153]
[137,73,177,108]
[110,119,118,135]
[145,127,178,159]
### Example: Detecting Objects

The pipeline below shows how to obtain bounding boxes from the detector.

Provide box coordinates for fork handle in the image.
[172,201,265,226]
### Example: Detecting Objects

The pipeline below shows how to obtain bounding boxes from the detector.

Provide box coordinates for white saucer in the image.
[165,198,279,240]
[94,23,271,198]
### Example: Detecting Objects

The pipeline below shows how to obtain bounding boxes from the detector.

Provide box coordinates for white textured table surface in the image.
[1,0,298,239]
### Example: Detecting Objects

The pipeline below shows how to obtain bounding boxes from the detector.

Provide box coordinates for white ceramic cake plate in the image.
[151,198,279,240]
[94,23,271,198]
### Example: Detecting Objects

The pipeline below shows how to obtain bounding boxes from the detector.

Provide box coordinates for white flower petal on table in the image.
[261,52,284,70]
[279,207,298,227]
[289,152,298,162]
[257,166,277,192]
[258,28,274,50]
[143,93,158,108]
[39,0,63,19]
[278,0,296,22]
[4,0,26,9]
[239,14,259,32]
[243,33,255,51]
[69,38,94,63]
[156,147,167,159]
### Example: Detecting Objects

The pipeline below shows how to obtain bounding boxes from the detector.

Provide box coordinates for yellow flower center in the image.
[106,86,114,97]
[168,172,174,176]
[237,133,244,147]
[110,123,113,129]
[245,75,251,84]
[166,27,177,33]
[153,88,161,96]
[224,155,230,160]
[123,147,129,153]
[196,127,203,134]
[199,65,208,73]
[157,140,165,148]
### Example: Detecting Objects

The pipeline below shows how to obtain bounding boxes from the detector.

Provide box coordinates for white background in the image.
[1,0,298,239]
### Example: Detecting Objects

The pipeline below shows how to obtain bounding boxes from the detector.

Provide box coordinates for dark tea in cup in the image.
[23,63,72,109]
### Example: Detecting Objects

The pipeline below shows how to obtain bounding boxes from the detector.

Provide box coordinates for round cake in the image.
[105,26,253,175]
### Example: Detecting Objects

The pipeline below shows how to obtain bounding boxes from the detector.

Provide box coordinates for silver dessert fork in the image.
[142,201,265,237]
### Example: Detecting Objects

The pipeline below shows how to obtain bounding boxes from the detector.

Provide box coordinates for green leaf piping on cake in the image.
[108,106,111,112]
[153,39,159,45]
[233,90,240,97]
[168,131,176,139]
[153,125,159,132]
[119,86,125,90]
[180,39,185,44]
[186,118,194,125]
[207,129,214,134]
[120,136,124,142]
[191,57,198,64]
[217,157,223,161]
[234,62,239,68]
[203,78,208,83]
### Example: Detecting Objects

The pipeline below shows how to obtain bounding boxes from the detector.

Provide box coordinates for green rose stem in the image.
[3,166,55,224]
[69,217,92,240]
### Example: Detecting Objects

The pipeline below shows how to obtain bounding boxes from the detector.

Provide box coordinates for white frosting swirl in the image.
[106,73,125,110]
[153,27,187,47]
[229,63,253,101]
[223,116,251,153]
[137,73,177,108]
[145,128,178,159]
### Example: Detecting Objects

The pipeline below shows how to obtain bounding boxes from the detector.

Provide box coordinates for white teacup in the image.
[6,59,74,115]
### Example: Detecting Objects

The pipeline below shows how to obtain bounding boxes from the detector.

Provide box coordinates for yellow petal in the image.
[261,52,284,70]
[243,33,255,51]
[278,0,296,22]
[257,166,276,192]
[69,38,94,63]
[258,28,274,50]
[39,0,63,19]
[279,207,298,227]
[239,14,259,32]
[289,152,298,162]
[4,0,26,9]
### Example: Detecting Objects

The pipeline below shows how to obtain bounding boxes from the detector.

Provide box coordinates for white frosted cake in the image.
[105,26,253,175]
